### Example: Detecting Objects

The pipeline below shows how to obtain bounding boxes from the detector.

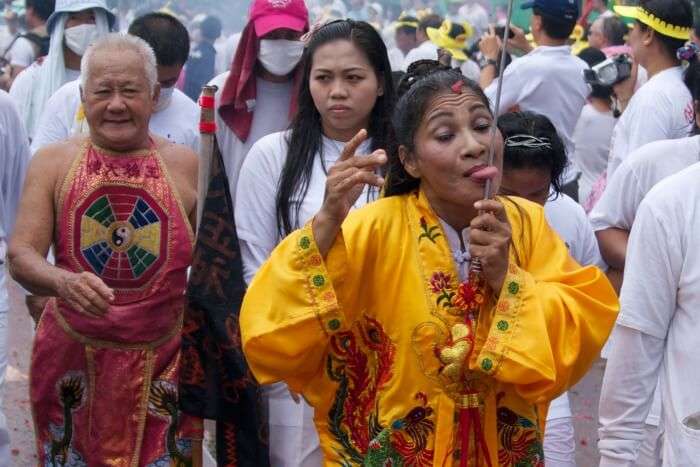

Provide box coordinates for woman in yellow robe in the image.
[240,63,618,466]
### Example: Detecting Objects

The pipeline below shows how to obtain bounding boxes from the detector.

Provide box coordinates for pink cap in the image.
[249,0,309,37]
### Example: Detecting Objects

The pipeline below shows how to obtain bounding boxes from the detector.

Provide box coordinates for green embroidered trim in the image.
[508,281,519,295]
[313,275,326,287]
[295,223,345,336]
[476,264,525,376]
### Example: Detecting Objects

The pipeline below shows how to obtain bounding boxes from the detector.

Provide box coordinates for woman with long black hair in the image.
[234,19,395,466]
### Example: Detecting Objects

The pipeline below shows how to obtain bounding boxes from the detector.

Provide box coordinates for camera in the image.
[583,54,632,87]
[494,25,515,40]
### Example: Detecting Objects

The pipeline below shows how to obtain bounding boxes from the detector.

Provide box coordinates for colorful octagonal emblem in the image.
[73,186,169,289]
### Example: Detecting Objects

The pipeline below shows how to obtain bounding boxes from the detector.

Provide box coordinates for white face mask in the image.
[154,86,175,112]
[64,23,99,56]
[258,39,304,77]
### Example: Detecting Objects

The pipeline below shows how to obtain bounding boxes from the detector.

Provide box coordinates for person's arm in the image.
[590,157,645,270]
[481,41,520,115]
[595,228,628,271]
[478,26,501,89]
[472,201,619,403]
[598,198,679,466]
[8,147,114,316]
[507,25,533,55]
[605,268,623,295]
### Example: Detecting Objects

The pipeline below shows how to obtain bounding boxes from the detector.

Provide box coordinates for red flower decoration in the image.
[430,272,451,293]
[455,281,481,312]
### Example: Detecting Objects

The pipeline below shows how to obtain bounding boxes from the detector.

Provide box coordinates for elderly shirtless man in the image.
[9,34,202,465]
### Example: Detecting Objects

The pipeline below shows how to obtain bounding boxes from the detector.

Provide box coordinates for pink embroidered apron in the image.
[30,140,201,466]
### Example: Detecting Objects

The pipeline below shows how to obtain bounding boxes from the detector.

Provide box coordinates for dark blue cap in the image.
[521,0,579,22]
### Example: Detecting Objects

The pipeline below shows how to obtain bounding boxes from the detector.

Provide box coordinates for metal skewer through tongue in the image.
[471,0,515,276]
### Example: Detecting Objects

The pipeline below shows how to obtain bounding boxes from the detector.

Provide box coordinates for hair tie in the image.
[505,134,552,150]
[301,20,330,47]
[677,42,699,62]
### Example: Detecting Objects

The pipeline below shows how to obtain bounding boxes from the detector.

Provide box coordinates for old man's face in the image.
[81,48,159,152]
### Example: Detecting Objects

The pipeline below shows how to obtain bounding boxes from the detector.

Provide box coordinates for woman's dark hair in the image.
[637,0,693,60]
[533,7,577,40]
[276,20,396,235]
[577,47,613,102]
[385,60,490,196]
[497,111,568,196]
[683,53,700,134]
[391,70,406,92]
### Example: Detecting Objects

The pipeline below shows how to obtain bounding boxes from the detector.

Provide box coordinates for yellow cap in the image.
[426,19,473,62]
[614,5,691,40]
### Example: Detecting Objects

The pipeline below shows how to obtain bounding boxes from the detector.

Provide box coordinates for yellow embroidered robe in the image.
[241,190,618,466]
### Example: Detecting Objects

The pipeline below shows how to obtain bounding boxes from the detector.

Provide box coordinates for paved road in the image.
[3,279,604,466]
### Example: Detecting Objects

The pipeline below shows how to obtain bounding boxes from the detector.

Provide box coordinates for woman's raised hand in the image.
[313,129,386,256]
[469,199,512,293]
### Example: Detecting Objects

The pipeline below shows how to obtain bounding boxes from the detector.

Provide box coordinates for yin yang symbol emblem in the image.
[108,222,135,251]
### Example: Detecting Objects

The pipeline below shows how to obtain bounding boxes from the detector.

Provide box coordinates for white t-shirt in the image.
[210,72,294,206]
[573,103,616,202]
[236,130,374,284]
[402,40,439,71]
[591,136,700,234]
[0,91,30,311]
[8,36,35,67]
[29,79,200,154]
[0,29,13,53]
[607,66,693,177]
[9,62,80,139]
[543,192,606,421]
[599,162,700,466]
[459,58,481,82]
[387,46,406,72]
[545,193,606,270]
[485,46,590,182]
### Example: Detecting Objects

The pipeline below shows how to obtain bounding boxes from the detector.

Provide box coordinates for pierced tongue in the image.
[470,166,499,181]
